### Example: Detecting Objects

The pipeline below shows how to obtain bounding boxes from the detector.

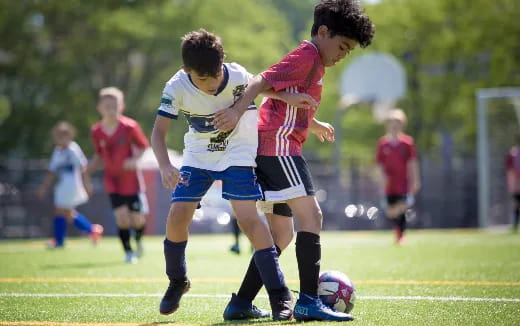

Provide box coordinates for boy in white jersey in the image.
[37,121,103,248]
[151,29,316,320]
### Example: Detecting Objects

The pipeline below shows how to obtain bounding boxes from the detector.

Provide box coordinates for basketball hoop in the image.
[339,52,407,121]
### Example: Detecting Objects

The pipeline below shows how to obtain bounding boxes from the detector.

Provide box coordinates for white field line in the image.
[1,293,519,303]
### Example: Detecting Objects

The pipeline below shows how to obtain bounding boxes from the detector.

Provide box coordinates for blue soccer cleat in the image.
[294,292,354,322]
[223,293,270,320]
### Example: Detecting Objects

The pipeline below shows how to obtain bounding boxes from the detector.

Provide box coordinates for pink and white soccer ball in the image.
[318,270,356,313]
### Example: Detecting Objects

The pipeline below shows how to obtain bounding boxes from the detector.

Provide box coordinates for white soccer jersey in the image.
[157,63,258,172]
[48,141,88,208]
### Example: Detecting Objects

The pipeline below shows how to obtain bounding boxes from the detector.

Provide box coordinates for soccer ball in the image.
[318,270,356,313]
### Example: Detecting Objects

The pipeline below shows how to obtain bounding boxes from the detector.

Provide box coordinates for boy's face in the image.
[315,26,358,67]
[97,96,120,119]
[386,118,404,133]
[53,128,72,147]
[186,66,224,95]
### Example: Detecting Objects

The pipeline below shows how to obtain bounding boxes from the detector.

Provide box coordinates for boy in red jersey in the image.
[375,109,420,245]
[215,0,375,321]
[506,133,520,233]
[88,87,149,263]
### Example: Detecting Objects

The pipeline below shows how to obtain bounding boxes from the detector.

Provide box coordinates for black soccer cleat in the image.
[223,293,270,320]
[159,277,191,315]
[268,287,293,321]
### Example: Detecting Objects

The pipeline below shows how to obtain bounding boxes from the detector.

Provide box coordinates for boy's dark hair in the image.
[311,0,375,48]
[181,29,224,77]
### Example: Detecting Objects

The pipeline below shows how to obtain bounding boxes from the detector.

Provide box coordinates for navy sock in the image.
[53,216,67,246]
[118,228,132,252]
[296,232,320,296]
[134,226,145,242]
[73,213,92,233]
[164,238,187,281]
[253,246,286,293]
[238,246,281,302]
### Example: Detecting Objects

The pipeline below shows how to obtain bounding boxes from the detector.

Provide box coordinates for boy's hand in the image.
[279,92,318,110]
[310,120,335,142]
[159,164,180,190]
[214,107,241,132]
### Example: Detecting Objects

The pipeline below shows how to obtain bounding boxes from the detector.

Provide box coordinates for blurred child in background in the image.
[376,109,420,245]
[37,121,103,248]
[505,132,520,233]
[88,87,149,264]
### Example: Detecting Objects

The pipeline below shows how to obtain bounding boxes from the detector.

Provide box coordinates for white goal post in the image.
[476,87,520,228]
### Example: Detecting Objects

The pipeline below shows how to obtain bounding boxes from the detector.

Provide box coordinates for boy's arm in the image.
[37,171,55,199]
[213,75,271,132]
[86,154,102,175]
[260,89,318,110]
[151,115,179,189]
[81,169,93,197]
[407,158,420,195]
[507,169,516,194]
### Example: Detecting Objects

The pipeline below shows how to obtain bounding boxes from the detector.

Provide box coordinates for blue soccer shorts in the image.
[171,166,262,202]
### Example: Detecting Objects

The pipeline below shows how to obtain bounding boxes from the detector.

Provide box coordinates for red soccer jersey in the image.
[258,41,325,156]
[91,115,149,195]
[376,134,417,195]
[506,146,520,178]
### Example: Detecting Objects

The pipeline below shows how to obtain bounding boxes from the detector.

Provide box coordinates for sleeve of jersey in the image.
[260,51,314,92]
[71,143,88,167]
[408,141,417,159]
[131,124,149,149]
[157,81,181,119]
[48,152,58,172]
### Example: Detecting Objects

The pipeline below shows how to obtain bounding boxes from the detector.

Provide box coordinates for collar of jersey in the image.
[187,64,229,97]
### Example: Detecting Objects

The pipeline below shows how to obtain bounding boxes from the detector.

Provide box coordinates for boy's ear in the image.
[317,25,330,39]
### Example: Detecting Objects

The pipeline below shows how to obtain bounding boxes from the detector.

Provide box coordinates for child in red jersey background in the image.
[376,109,420,245]
[88,87,149,264]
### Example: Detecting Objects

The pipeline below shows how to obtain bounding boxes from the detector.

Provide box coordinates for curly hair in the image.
[311,0,375,48]
[181,29,224,77]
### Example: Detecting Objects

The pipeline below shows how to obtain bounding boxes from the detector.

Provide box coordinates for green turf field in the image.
[1,230,519,325]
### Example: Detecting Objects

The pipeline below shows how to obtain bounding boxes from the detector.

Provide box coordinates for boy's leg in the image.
[160,166,212,315]
[113,203,135,263]
[160,201,198,315]
[513,195,520,232]
[225,204,293,321]
[230,200,292,321]
[71,210,104,245]
[51,209,68,248]
[288,196,353,321]
[230,217,241,254]
[127,195,146,257]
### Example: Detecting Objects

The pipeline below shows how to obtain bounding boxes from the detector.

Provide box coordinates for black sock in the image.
[296,232,320,296]
[514,207,520,227]
[398,213,407,232]
[237,246,281,302]
[118,228,132,252]
[134,226,145,242]
[164,238,187,281]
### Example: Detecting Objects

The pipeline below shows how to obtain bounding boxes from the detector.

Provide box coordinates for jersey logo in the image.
[208,131,231,152]
[317,78,323,86]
